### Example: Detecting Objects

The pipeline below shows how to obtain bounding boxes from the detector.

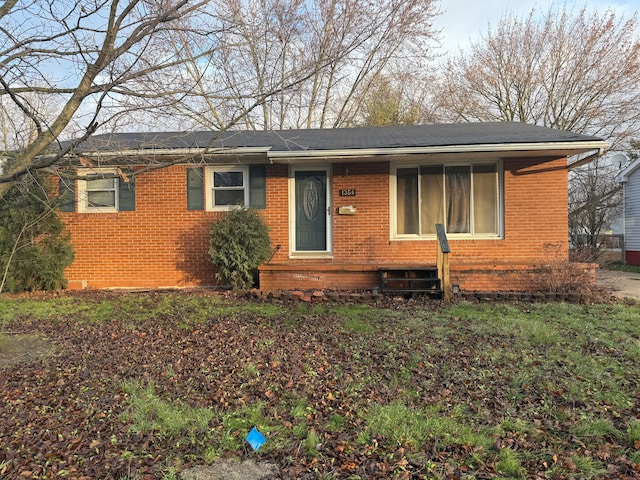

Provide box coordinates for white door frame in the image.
[288,165,332,258]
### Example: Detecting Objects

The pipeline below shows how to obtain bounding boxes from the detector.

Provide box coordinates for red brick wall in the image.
[62,156,570,291]
[62,165,220,289]
[263,157,568,264]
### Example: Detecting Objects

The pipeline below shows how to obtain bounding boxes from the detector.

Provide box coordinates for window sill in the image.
[289,252,333,259]
[77,207,119,214]
[206,206,245,212]
[391,235,503,241]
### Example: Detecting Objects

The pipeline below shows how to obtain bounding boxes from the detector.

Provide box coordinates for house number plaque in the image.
[339,189,356,196]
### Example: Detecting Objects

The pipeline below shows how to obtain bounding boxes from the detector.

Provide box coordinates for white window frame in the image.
[204,165,249,211]
[77,167,119,213]
[390,159,504,240]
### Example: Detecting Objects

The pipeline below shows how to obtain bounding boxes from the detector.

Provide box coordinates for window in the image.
[76,168,135,213]
[212,168,247,208]
[192,165,266,211]
[393,162,501,237]
[86,176,117,209]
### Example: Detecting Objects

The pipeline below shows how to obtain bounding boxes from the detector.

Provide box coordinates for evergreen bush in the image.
[0,176,74,293]
[208,208,271,290]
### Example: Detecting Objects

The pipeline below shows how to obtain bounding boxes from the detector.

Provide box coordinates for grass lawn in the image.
[0,292,639,479]
[603,262,640,274]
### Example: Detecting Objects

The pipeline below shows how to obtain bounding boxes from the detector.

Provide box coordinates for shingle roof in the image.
[74,122,604,153]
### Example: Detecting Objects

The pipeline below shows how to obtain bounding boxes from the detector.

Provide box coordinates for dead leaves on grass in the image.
[0,295,638,479]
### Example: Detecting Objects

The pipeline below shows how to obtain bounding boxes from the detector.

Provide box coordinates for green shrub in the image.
[208,208,271,290]
[0,175,74,293]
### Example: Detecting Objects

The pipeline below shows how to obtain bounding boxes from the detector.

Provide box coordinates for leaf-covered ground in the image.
[1,292,639,479]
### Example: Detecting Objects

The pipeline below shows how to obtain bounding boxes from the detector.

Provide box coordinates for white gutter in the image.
[68,141,606,160]
[76,147,273,157]
[266,141,607,159]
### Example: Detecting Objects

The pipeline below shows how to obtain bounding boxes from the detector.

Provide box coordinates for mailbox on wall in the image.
[338,206,357,215]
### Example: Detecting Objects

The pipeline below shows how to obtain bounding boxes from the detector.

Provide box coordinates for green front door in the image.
[295,170,327,251]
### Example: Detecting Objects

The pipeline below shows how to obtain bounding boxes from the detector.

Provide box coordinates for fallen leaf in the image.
[340,461,356,471]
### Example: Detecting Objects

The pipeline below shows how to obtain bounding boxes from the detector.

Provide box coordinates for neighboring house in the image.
[57,122,607,293]
[617,158,640,265]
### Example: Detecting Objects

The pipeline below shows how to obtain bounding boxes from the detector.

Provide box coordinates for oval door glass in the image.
[295,171,327,251]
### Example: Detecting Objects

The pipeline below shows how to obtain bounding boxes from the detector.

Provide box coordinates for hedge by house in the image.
[208,208,271,290]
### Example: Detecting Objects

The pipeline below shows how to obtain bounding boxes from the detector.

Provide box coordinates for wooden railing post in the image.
[435,224,451,301]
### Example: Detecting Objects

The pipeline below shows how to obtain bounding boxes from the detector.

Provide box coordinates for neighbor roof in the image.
[617,157,640,183]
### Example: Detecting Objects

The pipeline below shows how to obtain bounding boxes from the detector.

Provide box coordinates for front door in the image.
[293,169,330,252]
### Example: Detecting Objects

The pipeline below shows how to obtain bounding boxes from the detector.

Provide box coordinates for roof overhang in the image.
[616,157,640,183]
[268,141,606,159]
[67,140,607,166]
[66,147,272,166]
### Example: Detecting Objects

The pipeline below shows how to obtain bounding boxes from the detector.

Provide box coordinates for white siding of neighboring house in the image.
[625,166,640,253]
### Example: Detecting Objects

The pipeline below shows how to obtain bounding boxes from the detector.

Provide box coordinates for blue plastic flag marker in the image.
[246,426,267,451]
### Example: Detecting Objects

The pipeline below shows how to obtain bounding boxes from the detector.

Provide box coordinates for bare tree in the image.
[0,0,214,195]
[569,159,623,259]
[300,0,439,129]
[131,0,440,131]
[432,5,640,257]
[1,0,441,191]
[434,5,640,150]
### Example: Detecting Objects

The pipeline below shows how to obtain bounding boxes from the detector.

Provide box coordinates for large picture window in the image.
[394,162,501,237]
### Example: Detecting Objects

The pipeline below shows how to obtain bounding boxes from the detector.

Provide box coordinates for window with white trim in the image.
[205,166,249,210]
[76,168,135,213]
[392,161,502,238]
[86,176,117,210]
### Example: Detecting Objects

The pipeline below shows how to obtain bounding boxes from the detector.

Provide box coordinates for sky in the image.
[433,0,640,54]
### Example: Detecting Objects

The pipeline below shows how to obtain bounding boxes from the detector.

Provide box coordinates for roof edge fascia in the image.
[266,141,607,159]
[617,157,640,183]
[73,146,273,158]
[64,141,607,160]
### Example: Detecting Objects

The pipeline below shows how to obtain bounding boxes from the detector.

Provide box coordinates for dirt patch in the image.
[596,268,640,300]
[181,459,280,480]
[0,334,52,367]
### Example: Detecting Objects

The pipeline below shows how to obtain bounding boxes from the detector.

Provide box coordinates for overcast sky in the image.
[434,0,640,54]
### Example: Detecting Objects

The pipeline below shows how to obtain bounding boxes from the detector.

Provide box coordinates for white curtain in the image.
[473,164,498,234]
[420,165,444,235]
[445,166,470,233]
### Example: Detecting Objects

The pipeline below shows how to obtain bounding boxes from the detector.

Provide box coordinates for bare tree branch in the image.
[1,0,440,193]
[430,4,640,259]
[0,0,211,194]
[433,5,640,150]
[132,0,439,131]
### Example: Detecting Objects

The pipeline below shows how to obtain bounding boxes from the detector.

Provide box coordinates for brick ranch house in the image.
[57,122,607,294]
